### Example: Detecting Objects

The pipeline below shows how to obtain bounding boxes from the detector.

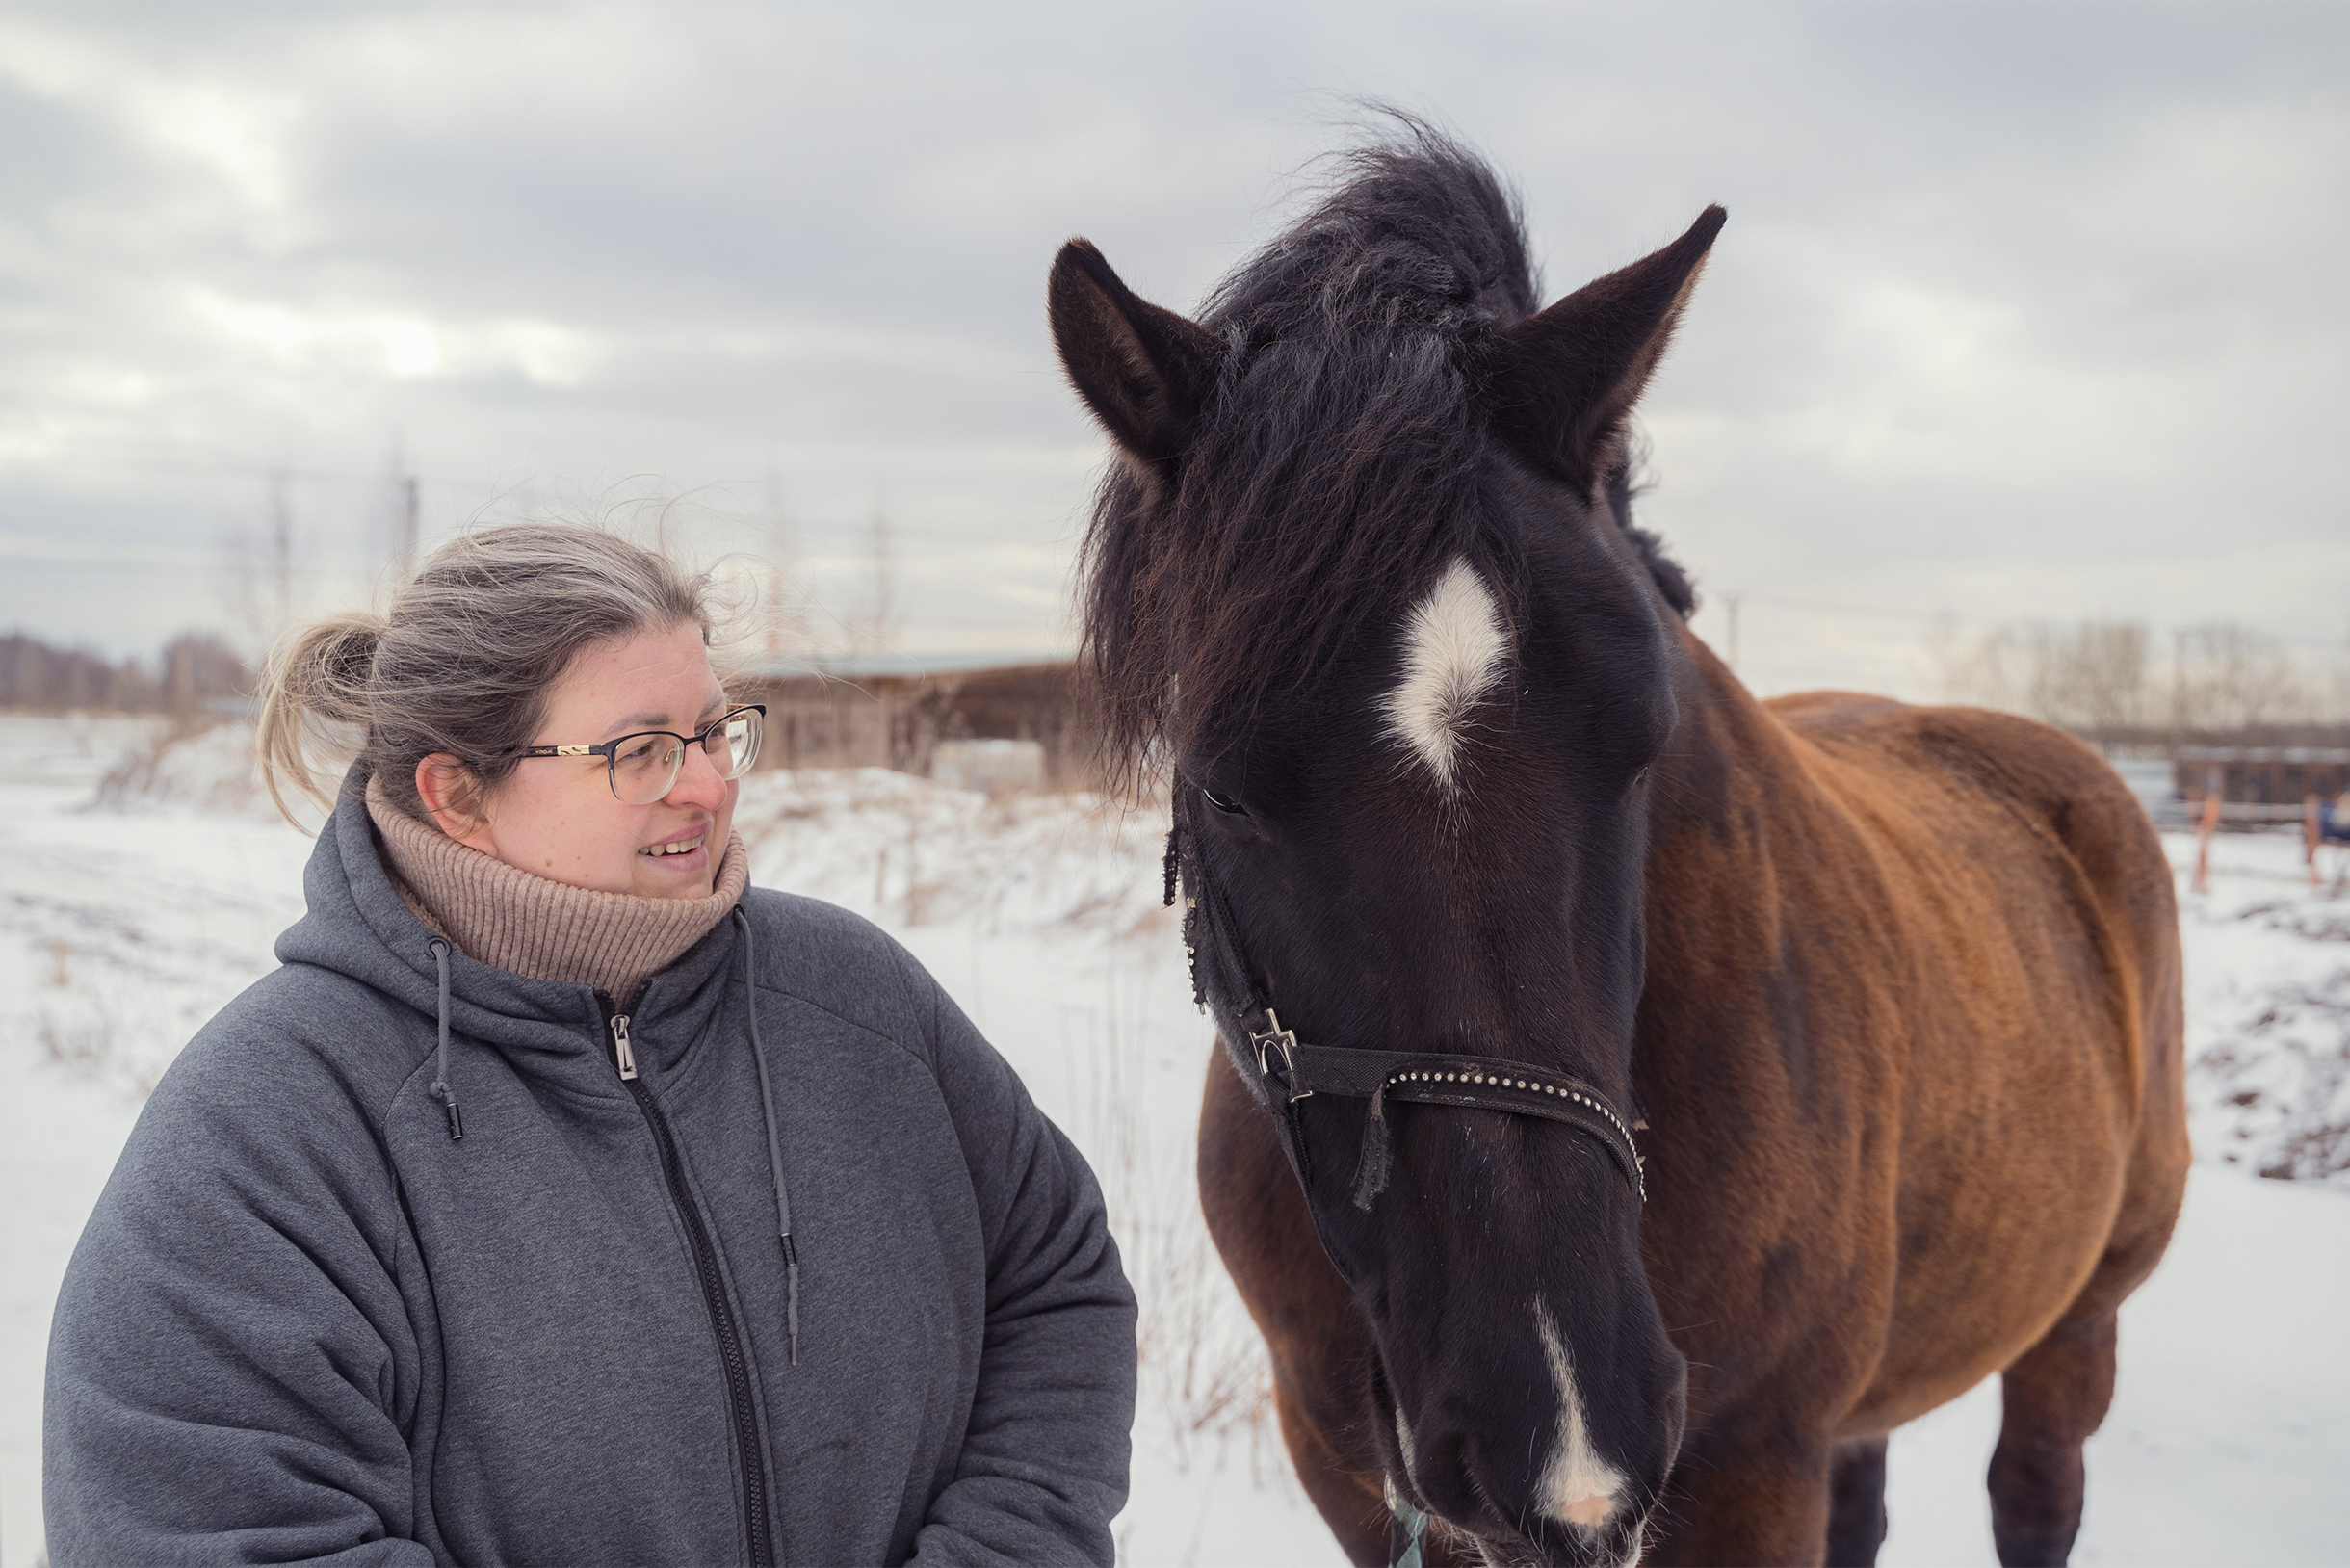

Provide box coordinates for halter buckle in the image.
[1252,1010,1311,1102]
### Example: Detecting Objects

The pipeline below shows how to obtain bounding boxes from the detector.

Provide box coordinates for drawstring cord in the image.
[735,908,802,1366]
[427,939,463,1141]
[421,922,799,1361]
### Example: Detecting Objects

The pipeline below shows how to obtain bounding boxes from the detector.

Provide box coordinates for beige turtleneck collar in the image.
[365,774,749,1010]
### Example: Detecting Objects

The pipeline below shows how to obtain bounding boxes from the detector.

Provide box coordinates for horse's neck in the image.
[1643,625,1818,929]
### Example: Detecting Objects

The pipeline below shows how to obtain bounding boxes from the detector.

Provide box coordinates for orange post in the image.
[2192,787,2222,895]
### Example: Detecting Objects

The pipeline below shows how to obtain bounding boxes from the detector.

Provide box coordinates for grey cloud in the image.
[1,2,2343,697]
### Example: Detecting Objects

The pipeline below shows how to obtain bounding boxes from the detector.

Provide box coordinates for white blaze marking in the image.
[1382,557,1507,789]
[1533,1294,1628,1530]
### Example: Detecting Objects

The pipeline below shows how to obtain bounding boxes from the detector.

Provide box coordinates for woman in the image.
[43,525,1136,1566]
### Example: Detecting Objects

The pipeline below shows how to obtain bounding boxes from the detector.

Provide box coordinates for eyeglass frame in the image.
[510,703,768,802]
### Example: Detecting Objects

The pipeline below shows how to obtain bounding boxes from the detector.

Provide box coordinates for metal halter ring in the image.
[1251,1010,1310,1100]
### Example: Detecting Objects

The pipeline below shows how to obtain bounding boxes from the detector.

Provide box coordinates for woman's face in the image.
[420,619,740,900]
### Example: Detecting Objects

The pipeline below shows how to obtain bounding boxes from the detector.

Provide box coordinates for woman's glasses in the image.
[513,704,766,805]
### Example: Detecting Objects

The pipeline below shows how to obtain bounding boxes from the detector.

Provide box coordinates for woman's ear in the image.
[415,754,497,854]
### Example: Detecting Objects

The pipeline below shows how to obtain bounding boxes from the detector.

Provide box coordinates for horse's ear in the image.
[1049,238,1222,468]
[1486,205,1726,495]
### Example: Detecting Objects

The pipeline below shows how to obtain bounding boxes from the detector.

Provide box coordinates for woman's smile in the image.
[639,828,711,870]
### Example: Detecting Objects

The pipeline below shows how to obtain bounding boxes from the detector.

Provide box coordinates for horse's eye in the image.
[1201,787,1247,817]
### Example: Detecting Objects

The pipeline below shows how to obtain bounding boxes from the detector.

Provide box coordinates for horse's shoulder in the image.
[1762,688,1910,735]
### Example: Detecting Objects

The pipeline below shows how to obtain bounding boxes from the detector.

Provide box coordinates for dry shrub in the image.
[2196,967,2350,1182]
[1123,1175,1281,1481]
[1056,972,1286,1488]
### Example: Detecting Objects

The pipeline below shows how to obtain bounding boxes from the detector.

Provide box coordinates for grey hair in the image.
[256,523,724,830]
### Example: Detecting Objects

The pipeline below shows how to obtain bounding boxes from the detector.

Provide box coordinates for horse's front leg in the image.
[1643,1413,1839,1567]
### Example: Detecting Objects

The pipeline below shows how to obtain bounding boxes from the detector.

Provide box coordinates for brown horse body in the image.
[1202,635,2188,1563]
[1044,123,2189,1564]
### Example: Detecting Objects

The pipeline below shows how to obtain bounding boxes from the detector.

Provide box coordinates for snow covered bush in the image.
[2197,967,2350,1184]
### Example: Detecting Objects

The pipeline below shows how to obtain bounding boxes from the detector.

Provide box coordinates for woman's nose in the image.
[664,740,729,809]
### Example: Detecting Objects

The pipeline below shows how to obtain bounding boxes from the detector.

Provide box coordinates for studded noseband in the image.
[1164,785,1647,1233]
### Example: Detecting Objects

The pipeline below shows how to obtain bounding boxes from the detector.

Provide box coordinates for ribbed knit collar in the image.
[365,773,748,1011]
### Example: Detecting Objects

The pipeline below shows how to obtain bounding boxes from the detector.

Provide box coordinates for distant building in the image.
[2174,745,2350,826]
[734,651,1097,789]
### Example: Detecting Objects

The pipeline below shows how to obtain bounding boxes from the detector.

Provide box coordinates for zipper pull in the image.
[610,1013,638,1081]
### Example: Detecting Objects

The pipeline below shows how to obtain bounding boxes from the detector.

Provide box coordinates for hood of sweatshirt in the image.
[277,763,744,1093]
[49,758,1136,1568]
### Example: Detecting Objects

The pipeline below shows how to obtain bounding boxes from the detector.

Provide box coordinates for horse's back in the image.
[1781,692,2189,1201]
[1770,690,2182,1097]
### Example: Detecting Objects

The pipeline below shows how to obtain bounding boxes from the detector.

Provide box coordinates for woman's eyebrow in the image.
[606,693,727,734]
[610,710,671,732]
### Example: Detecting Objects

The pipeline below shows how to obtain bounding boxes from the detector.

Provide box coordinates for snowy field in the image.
[2,713,2345,1566]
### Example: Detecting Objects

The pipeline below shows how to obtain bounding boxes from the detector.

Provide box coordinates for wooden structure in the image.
[734,651,1097,789]
[2174,746,2350,824]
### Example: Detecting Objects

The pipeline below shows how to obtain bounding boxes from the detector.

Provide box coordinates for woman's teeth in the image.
[640,834,705,858]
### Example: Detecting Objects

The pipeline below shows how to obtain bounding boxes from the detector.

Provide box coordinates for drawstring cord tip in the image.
[782,1232,802,1367]
[740,908,807,1368]
[428,940,462,1141]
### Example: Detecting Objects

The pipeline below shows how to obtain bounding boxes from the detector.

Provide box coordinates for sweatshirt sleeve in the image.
[901,972,1138,1568]
[43,1037,433,1567]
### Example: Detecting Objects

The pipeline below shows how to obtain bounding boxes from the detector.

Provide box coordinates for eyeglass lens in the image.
[610,709,763,804]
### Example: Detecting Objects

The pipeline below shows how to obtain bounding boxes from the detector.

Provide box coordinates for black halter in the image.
[1164,784,1646,1235]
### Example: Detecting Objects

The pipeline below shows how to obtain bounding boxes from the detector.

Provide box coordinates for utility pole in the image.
[2170,626,2188,749]
[399,475,420,576]
[269,469,295,633]
[1726,592,1742,676]
[385,447,421,578]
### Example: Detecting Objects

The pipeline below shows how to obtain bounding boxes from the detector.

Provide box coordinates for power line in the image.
[11,443,1076,549]
[1730,590,2346,648]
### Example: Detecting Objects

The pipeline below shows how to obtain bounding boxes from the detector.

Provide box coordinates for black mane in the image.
[1077,122,1692,770]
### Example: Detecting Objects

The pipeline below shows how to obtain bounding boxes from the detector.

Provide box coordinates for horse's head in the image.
[1053,136,1721,1565]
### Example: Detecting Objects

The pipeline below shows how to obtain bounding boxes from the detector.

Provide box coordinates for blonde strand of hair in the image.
[255,612,382,832]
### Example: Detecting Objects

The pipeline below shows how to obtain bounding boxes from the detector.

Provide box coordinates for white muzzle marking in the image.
[1382,556,1506,791]
[1533,1294,1628,1531]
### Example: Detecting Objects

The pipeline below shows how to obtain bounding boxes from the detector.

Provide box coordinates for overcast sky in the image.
[3,1,2344,698]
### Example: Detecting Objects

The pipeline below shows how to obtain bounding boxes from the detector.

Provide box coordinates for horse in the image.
[1047,127,2188,1568]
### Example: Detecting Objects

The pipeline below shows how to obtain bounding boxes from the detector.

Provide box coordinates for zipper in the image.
[598,994,774,1567]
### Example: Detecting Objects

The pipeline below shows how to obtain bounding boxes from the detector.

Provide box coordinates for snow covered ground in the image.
[2,716,2344,1566]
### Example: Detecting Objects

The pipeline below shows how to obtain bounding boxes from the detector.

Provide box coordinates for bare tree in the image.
[222,470,301,649]
[761,464,812,658]
[159,632,252,728]
[2047,621,2150,737]
[2167,622,2312,733]
[1940,615,2346,740]
[1940,618,2150,739]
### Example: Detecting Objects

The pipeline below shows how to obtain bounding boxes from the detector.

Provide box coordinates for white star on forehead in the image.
[1382,556,1507,790]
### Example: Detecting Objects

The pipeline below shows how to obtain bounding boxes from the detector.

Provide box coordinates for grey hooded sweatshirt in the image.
[43,770,1136,1566]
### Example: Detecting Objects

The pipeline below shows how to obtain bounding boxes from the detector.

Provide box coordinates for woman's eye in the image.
[616,738,661,768]
[1201,787,1246,817]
